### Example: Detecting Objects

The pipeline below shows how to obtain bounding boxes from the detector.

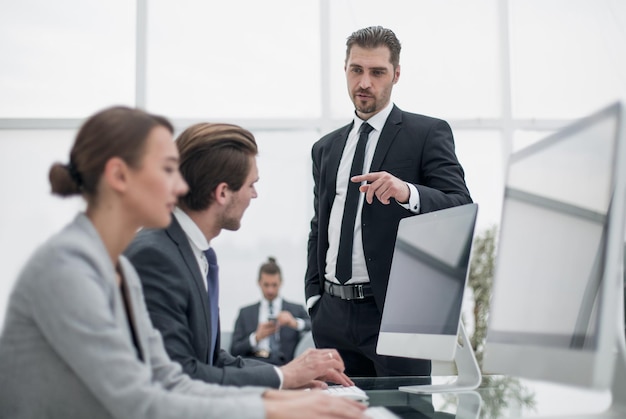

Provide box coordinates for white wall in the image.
[1,0,625,331]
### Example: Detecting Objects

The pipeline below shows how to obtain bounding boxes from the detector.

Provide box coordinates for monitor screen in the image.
[484,102,626,389]
[377,203,478,361]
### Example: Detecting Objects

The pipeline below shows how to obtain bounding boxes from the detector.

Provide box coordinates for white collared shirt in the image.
[324,102,420,287]
[173,207,213,290]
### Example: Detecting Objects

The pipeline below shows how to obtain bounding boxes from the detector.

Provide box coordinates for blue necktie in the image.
[336,122,374,283]
[204,247,219,365]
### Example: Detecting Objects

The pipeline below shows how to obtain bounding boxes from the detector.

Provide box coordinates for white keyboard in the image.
[322,385,369,401]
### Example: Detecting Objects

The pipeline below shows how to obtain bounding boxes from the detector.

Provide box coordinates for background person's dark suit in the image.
[305,105,472,376]
[231,300,311,365]
[125,217,281,388]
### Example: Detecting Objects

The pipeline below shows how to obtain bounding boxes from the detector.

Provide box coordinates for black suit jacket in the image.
[305,105,472,310]
[230,300,311,363]
[125,217,281,388]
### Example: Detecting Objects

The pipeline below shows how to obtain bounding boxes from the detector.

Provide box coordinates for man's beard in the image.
[353,92,376,115]
[356,102,376,114]
[220,201,242,232]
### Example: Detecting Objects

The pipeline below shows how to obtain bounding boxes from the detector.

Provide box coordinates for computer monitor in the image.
[483,102,626,414]
[377,203,481,393]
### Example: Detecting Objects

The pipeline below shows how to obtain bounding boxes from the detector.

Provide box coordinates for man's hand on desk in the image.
[279,348,354,389]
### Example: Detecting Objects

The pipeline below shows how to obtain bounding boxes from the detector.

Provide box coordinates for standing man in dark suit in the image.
[126,123,353,389]
[305,26,472,377]
[231,257,311,366]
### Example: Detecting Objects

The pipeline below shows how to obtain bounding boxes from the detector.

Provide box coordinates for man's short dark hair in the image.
[176,123,258,211]
[345,26,401,69]
[258,257,282,282]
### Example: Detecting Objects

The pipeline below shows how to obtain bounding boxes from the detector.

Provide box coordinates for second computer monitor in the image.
[377,203,478,362]
[483,102,626,392]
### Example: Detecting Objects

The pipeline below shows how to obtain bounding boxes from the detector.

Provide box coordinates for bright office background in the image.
[0,0,625,333]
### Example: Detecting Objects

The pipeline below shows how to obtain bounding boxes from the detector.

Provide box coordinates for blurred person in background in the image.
[231,257,311,366]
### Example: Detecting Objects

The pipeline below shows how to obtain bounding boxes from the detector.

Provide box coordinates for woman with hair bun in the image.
[0,106,367,419]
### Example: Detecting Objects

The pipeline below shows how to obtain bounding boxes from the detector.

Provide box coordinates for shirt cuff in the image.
[274,366,284,389]
[248,332,257,348]
[306,295,321,311]
[295,318,305,331]
[397,182,420,213]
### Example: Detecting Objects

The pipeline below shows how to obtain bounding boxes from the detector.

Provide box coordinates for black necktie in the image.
[336,122,374,284]
[204,247,219,364]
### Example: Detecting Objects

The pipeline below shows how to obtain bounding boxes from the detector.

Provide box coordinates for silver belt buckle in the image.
[254,349,270,358]
[354,284,364,299]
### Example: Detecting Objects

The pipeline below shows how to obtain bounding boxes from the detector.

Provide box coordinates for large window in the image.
[328,0,501,120]
[0,0,135,118]
[510,0,626,119]
[147,0,321,119]
[1,0,624,330]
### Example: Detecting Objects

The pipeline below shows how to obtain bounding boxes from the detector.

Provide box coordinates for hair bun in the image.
[49,162,81,197]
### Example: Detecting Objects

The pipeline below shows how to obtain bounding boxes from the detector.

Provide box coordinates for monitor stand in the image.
[455,391,482,419]
[530,335,626,419]
[527,282,626,419]
[604,335,626,416]
[551,272,626,419]
[398,321,482,394]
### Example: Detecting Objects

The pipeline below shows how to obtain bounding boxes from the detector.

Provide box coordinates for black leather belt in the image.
[324,280,374,300]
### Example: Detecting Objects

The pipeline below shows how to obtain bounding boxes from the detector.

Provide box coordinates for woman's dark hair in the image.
[49,106,173,198]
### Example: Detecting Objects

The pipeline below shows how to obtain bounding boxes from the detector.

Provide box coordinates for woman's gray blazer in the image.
[0,214,266,419]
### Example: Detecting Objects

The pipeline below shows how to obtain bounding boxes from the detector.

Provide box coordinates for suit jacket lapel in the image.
[118,258,147,362]
[166,218,211,327]
[107,265,141,360]
[325,123,354,200]
[75,216,149,363]
[252,302,261,330]
[370,105,402,172]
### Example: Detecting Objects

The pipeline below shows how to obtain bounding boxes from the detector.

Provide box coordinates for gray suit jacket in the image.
[125,217,281,387]
[231,300,311,363]
[0,214,266,419]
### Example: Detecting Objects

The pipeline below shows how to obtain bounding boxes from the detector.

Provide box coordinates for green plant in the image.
[467,226,536,418]
[467,226,497,366]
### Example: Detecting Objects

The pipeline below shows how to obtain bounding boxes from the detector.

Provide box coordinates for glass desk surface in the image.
[353,375,613,418]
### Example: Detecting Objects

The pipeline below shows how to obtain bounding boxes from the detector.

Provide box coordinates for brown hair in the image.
[49,106,173,198]
[258,257,282,282]
[176,123,258,211]
[345,26,402,69]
